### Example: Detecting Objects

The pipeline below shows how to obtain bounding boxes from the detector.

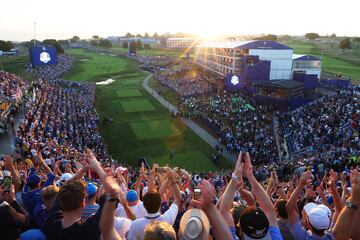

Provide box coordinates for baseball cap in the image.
[27,174,41,187]
[60,173,73,182]
[20,229,46,240]
[126,190,139,203]
[240,207,271,240]
[178,208,210,240]
[2,170,12,178]
[86,182,98,198]
[303,203,331,230]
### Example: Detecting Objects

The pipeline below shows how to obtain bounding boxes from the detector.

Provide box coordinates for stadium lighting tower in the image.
[33,22,37,46]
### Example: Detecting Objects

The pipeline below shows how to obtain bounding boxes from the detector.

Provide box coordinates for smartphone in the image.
[194,188,201,200]
[2,178,12,189]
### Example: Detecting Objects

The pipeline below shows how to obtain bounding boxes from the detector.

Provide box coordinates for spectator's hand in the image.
[4,155,14,170]
[65,163,72,173]
[103,176,121,197]
[350,170,360,203]
[316,186,326,198]
[85,148,101,170]
[243,152,253,178]
[233,151,244,182]
[3,184,16,204]
[191,179,216,210]
[299,171,312,186]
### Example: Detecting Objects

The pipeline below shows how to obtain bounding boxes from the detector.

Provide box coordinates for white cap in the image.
[2,170,11,178]
[59,173,73,182]
[304,203,330,230]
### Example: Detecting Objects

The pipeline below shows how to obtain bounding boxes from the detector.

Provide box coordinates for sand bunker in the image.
[96,79,115,85]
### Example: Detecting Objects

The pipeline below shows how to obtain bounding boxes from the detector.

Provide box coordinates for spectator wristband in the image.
[105,193,119,203]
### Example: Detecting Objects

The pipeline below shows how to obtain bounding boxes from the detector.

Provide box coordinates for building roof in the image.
[292,54,321,61]
[197,40,292,50]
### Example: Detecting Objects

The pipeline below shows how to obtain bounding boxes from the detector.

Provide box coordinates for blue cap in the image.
[20,229,46,240]
[86,182,98,197]
[27,174,40,187]
[126,190,138,203]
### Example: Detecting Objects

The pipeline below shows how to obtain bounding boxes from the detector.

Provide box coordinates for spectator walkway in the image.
[142,73,236,165]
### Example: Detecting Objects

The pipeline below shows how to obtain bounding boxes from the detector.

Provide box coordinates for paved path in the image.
[142,74,236,165]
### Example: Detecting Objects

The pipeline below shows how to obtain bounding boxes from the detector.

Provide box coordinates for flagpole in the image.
[33,22,37,46]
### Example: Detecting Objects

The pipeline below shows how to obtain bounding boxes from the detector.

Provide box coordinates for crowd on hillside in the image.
[29,55,74,81]
[182,91,279,165]
[154,65,218,97]
[0,71,29,131]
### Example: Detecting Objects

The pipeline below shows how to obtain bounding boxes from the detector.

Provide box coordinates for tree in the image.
[99,39,112,48]
[6,41,14,49]
[144,44,151,50]
[135,39,143,50]
[136,33,142,38]
[122,41,128,49]
[90,39,98,46]
[305,33,320,40]
[0,40,12,51]
[92,35,99,40]
[353,37,360,47]
[254,34,277,41]
[42,39,64,54]
[71,36,80,42]
[339,38,352,52]
[153,32,159,39]
[125,32,133,38]
[330,33,336,38]
[144,32,150,38]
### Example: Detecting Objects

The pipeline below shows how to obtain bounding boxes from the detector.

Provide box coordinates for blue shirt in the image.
[290,220,333,240]
[269,226,284,240]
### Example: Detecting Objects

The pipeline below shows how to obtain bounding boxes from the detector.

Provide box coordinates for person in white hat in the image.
[287,171,334,239]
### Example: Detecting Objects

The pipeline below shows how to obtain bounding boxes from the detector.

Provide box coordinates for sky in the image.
[0,0,359,41]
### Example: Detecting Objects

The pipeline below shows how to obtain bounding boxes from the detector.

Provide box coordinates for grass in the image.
[130,119,181,140]
[64,48,232,171]
[121,99,155,112]
[0,55,37,81]
[148,77,181,107]
[284,41,360,82]
[116,89,142,98]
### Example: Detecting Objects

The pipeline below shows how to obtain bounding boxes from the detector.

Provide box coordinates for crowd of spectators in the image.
[29,55,74,81]
[154,65,218,97]
[182,91,279,165]
[0,71,29,131]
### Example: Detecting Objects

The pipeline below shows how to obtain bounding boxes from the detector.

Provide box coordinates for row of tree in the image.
[0,40,15,51]
[122,40,151,50]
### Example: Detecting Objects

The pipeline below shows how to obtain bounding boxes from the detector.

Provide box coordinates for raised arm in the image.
[4,155,21,192]
[100,176,123,240]
[243,152,278,227]
[333,170,360,240]
[166,168,181,206]
[36,150,52,174]
[191,179,233,240]
[218,152,243,227]
[286,171,311,225]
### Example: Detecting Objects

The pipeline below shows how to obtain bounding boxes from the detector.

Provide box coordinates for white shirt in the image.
[127,203,179,240]
[115,201,147,219]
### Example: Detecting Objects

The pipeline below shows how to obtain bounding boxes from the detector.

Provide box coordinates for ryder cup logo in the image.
[231,75,239,85]
[39,52,51,63]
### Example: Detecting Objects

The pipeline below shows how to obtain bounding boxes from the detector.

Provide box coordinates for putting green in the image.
[121,99,155,112]
[130,119,181,140]
[151,151,211,170]
[116,89,142,98]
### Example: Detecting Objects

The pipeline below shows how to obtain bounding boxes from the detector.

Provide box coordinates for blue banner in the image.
[225,74,244,90]
[29,45,58,66]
